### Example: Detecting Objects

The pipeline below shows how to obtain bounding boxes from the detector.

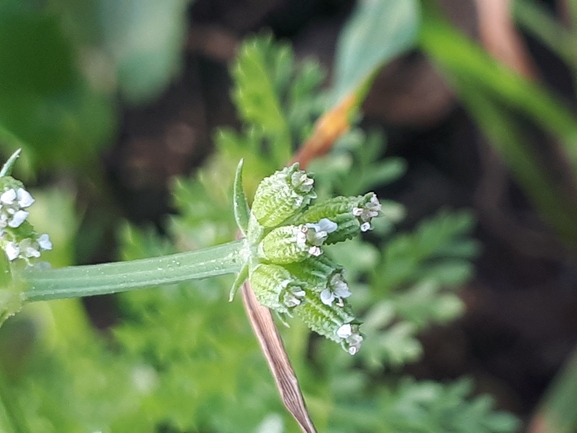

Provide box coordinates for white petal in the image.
[308,246,322,256]
[334,282,351,299]
[347,334,363,355]
[16,188,34,207]
[0,189,16,205]
[360,222,371,232]
[5,242,19,260]
[8,210,29,227]
[317,218,337,234]
[38,234,52,250]
[25,246,40,258]
[336,323,352,338]
[320,289,334,306]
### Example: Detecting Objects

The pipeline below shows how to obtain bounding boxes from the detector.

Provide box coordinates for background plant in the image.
[3,0,575,431]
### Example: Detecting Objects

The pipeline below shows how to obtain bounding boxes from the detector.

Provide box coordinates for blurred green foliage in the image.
[0,0,192,172]
[0,29,519,431]
[332,0,420,103]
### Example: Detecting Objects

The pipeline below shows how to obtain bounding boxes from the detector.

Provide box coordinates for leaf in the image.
[232,36,293,164]
[98,0,191,103]
[233,159,250,236]
[529,347,577,433]
[229,263,248,302]
[419,3,577,247]
[332,0,420,103]
[0,149,21,177]
[0,7,114,169]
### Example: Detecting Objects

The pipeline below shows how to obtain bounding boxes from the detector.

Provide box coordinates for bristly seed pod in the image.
[294,288,363,354]
[293,192,382,244]
[258,221,336,264]
[250,264,306,313]
[285,255,351,307]
[251,163,316,228]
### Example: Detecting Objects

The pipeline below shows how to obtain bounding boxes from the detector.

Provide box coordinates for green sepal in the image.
[233,159,250,237]
[229,262,249,302]
[251,163,316,228]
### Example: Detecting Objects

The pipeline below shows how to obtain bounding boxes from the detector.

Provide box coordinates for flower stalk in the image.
[1,152,382,354]
[23,239,247,302]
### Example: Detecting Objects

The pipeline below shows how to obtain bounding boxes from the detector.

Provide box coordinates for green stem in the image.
[23,240,247,302]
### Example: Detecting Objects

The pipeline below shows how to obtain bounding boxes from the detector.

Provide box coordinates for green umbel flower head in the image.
[0,151,52,265]
[0,150,52,325]
[236,161,382,355]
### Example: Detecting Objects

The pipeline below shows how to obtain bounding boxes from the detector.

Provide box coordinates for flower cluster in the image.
[0,177,52,264]
[244,163,381,355]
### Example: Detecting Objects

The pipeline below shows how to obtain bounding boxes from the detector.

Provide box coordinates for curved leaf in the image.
[332,0,420,103]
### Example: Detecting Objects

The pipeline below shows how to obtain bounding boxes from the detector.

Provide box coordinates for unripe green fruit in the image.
[251,163,316,228]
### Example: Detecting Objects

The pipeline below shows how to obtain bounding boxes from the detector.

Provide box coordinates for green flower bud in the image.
[258,221,336,264]
[250,264,306,313]
[294,192,381,244]
[251,163,316,228]
[294,289,363,355]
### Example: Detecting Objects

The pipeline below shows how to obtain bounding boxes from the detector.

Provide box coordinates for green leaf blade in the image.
[332,0,420,103]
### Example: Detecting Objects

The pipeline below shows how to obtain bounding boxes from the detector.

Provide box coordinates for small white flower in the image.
[38,234,52,250]
[337,323,352,339]
[305,218,337,248]
[320,274,351,306]
[320,289,334,305]
[290,171,314,193]
[16,188,34,208]
[345,333,363,355]
[316,218,338,234]
[0,189,16,205]
[8,210,29,228]
[308,246,322,256]
[353,194,382,232]
[19,239,40,258]
[296,228,308,247]
[5,241,19,261]
[336,323,363,354]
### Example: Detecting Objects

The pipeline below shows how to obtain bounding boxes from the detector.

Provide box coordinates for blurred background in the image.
[1,0,577,431]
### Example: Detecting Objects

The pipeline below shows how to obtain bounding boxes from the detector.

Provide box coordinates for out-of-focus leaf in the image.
[232,36,293,165]
[0,6,114,169]
[332,0,420,103]
[530,347,577,433]
[419,2,577,247]
[51,0,192,103]
[513,0,577,72]
[98,0,191,103]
